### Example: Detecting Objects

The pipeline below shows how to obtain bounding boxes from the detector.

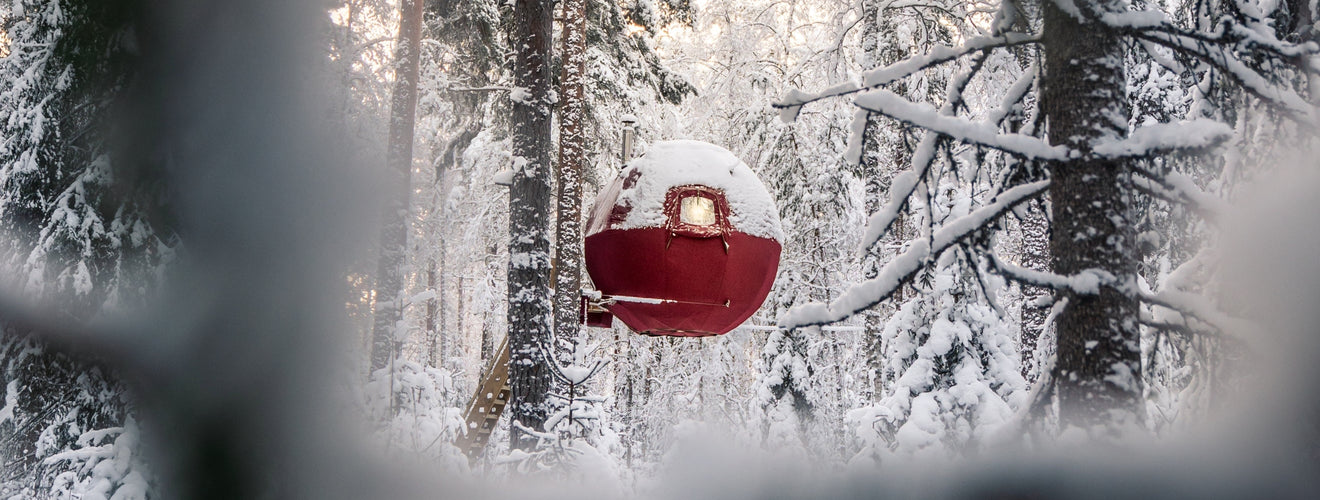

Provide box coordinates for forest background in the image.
[2,0,1320,498]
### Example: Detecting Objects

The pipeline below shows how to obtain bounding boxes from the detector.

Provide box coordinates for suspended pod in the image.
[582,140,783,337]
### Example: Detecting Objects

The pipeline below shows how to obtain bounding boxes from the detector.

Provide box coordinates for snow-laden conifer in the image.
[851,182,1027,461]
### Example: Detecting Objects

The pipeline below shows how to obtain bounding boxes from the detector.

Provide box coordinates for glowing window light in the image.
[680,196,716,226]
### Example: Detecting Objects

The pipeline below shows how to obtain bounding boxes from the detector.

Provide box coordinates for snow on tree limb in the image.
[1139,288,1255,340]
[983,241,1251,340]
[1067,5,1320,122]
[984,240,1250,341]
[1135,31,1317,122]
[861,33,1039,87]
[1138,311,1231,341]
[1103,10,1320,61]
[773,33,1039,122]
[854,88,1070,160]
[856,54,991,256]
[984,65,1038,127]
[779,180,1049,329]
[1130,169,1228,221]
[985,254,1115,295]
[1092,119,1232,158]
[1137,39,1187,75]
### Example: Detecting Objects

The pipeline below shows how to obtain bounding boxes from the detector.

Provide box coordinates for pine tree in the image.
[0,0,169,495]
[1038,0,1142,436]
[553,0,589,365]
[370,0,425,371]
[507,0,555,451]
[757,328,814,453]
[759,115,853,458]
[851,181,1027,460]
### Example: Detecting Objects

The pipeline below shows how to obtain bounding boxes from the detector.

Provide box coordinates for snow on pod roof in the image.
[611,140,783,242]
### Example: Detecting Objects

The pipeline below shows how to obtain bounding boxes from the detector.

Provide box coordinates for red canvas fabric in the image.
[584,182,780,336]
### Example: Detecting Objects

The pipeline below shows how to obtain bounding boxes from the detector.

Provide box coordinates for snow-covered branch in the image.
[1104,10,1320,61]
[1139,288,1254,339]
[857,53,1000,256]
[861,33,1039,88]
[855,88,1069,161]
[985,254,1115,295]
[1092,120,1232,158]
[1139,310,1230,341]
[986,242,1247,339]
[780,180,1049,329]
[774,32,1039,122]
[1135,31,1317,122]
[1130,168,1228,222]
[984,66,1037,127]
[446,85,514,93]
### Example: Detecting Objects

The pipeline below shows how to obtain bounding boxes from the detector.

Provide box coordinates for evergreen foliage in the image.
[0,1,169,496]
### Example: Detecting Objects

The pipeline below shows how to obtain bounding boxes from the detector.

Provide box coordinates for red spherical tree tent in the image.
[582,140,782,337]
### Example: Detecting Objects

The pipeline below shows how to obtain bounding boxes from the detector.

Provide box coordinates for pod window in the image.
[664,185,728,238]
[680,196,716,226]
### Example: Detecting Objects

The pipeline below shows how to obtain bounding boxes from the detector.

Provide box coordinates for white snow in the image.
[774,33,1039,121]
[1093,119,1232,157]
[854,89,1070,160]
[781,180,1049,329]
[988,254,1115,295]
[559,364,594,385]
[509,86,531,103]
[602,140,784,241]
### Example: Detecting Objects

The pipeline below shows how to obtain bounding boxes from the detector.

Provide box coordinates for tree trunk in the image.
[859,0,911,401]
[370,0,425,371]
[1041,0,1143,435]
[426,258,439,366]
[454,274,464,367]
[507,0,555,451]
[1019,199,1051,382]
[553,0,588,365]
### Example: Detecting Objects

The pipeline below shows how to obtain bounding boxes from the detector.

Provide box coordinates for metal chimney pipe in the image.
[621,114,637,163]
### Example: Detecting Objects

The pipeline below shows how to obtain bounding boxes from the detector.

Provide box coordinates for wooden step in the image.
[454,335,511,460]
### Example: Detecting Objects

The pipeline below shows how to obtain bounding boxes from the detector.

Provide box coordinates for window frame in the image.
[663,185,730,238]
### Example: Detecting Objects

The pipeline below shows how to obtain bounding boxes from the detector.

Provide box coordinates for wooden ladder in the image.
[453,335,511,461]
